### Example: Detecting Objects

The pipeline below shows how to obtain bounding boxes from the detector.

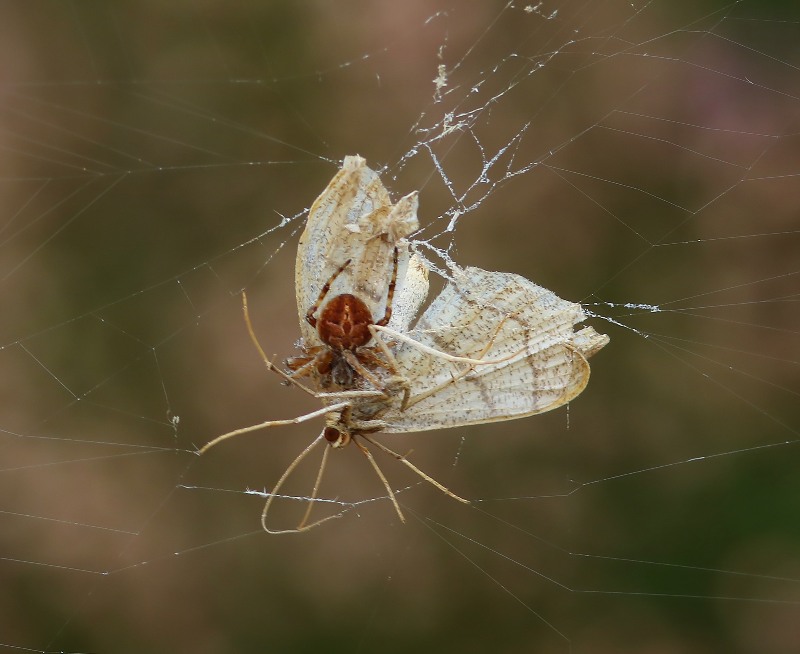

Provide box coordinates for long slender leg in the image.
[361,435,469,504]
[296,443,331,530]
[371,318,519,366]
[342,350,391,393]
[352,437,406,523]
[261,433,346,534]
[374,246,399,327]
[305,258,352,328]
[285,346,324,379]
[360,337,405,380]
[374,315,518,411]
[357,345,411,408]
[199,401,351,454]
[242,291,321,399]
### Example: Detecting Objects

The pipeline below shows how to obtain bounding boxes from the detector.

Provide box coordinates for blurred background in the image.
[0,1,798,652]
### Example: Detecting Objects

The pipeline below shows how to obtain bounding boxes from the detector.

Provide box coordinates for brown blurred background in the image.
[0,1,798,652]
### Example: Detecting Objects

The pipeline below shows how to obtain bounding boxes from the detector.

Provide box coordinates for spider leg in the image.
[361,434,470,505]
[358,344,400,375]
[373,246,399,327]
[241,291,322,399]
[342,349,390,394]
[385,315,515,412]
[261,432,347,534]
[296,438,331,530]
[285,345,324,376]
[306,257,353,328]
[357,344,411,408]
[242,291,384,404]
[198,401,351,454]
[371,318,521,367]
[287,350,334,388]
[352,436,405,524]
[284,357,318,381]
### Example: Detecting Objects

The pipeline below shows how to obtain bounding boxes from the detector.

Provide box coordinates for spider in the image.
[285,245,402,392]
[199,265,605,534]
[199,290,468,534]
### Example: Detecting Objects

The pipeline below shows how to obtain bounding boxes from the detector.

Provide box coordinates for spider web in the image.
[1,1,799,652]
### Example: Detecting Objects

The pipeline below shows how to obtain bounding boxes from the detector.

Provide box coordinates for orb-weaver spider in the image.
[285,246,402,392]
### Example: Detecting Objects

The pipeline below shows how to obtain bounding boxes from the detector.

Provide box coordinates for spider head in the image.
[323,425,350,449]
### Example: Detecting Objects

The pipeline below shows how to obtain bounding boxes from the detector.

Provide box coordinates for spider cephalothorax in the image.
[286,247,399,390]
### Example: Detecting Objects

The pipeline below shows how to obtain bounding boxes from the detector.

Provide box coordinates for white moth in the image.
[373,264,609,432]
[201,156,609,533]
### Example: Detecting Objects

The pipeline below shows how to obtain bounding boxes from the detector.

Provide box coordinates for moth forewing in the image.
[295,157,388,316]
[573,325,610,359]
[376,265,608,432]
[295,155,420,347]
[380,344,593,432]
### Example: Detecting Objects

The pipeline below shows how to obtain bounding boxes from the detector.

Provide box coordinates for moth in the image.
[201,156,609,533]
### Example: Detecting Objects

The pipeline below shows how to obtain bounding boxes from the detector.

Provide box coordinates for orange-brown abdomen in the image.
[317,294,374,351]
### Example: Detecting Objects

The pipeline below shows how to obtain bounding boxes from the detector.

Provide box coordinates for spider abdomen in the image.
[318,294,374,351]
